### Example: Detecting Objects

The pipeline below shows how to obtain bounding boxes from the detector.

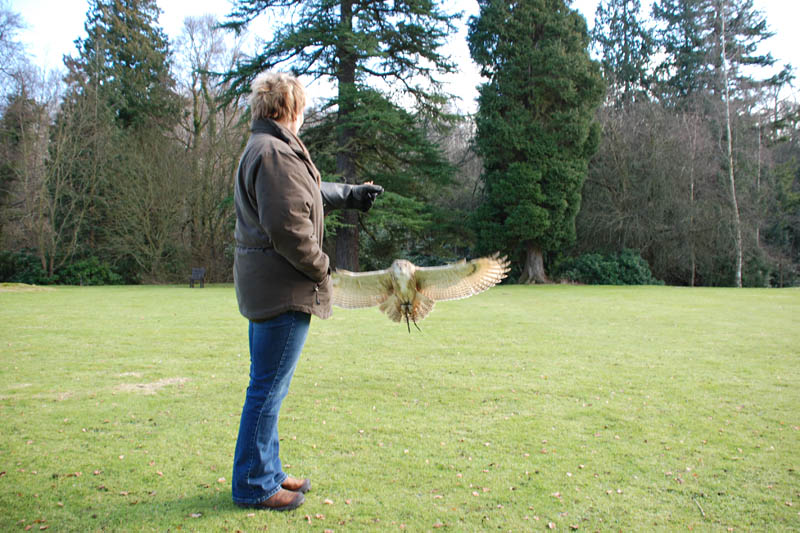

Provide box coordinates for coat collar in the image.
[251,118,298,148]
[252,118,310,158]
[251,118,321,185]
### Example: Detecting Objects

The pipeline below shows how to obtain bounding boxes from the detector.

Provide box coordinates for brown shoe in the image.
[239,489,305,511]
[282,476,312,494]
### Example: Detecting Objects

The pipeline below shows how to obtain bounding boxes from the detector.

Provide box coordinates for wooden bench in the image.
[189,267,206,288]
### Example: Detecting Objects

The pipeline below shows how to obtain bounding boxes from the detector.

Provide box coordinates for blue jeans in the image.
[232,311,311,505]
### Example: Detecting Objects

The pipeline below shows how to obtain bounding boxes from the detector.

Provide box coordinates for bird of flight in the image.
[332,254,510,332]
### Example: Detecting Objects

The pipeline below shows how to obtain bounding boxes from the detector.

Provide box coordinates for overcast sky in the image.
[9,0,800,112]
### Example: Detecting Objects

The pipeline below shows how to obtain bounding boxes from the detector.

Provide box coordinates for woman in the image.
[231,72,381,511]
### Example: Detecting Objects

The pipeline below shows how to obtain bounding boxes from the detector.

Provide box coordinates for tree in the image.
[592,0,654,107]
[649,0,784,286]
[54,0,183,281]
[468,0,605,283]
[652,0,775,105]
[0,66,115,278]
[717,2,743,286]
[302,89,456,269]
[0,84,49,254]
[712,0,781,287]
[764,122,800,286]
[576,102,724,285]
[220,0,459,270]
[104,134,188,280]
[568,0,798,287]
[0,0,27,243]
[651,0,715,104]
[174,15,248,281]
[0,0,25,98]
[64,0,179,130]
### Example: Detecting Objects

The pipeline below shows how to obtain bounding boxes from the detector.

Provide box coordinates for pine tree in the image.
[651,0,714,103]
[56,0,182,280]
[592,0,654,107]
[468,0,605,283]
[652,0,775,105]
[64,0,179,129]
[220,0,458,270]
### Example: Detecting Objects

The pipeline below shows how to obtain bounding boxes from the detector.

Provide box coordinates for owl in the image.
[331,253,510,331]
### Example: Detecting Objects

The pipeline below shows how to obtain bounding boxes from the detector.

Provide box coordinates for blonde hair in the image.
[248,72,306,122]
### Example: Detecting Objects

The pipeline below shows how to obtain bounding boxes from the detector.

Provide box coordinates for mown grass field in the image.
[0,283,798,531]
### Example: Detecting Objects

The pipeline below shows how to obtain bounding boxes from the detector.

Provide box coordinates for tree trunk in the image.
[690,178,696,287]
[335,211,360,271]
[686,114,697,287]
[720,4,743,288]
[333,0,359,271]
[755,120,762,248]
[518,242,549,284]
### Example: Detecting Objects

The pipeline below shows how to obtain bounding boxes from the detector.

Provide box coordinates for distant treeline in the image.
[0,0,797,287]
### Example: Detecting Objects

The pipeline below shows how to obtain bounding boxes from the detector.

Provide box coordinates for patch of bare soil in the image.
[116,377,190,395]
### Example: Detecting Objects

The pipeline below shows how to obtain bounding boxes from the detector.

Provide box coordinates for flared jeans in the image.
[232,311,311,505]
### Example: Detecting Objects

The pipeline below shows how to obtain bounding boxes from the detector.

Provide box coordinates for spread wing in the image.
[415,253,510,302]
[331,268,393,308]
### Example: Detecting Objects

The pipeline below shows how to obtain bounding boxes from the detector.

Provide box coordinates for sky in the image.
[8,0,800,112]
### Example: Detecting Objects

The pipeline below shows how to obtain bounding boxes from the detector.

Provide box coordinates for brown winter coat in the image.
[233,118,331,321]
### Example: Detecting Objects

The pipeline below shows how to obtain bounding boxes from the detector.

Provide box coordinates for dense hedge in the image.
[558,249,663,285]
[0,251,123,285]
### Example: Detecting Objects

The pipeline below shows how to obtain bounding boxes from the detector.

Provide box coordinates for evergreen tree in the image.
[221,0,458,270]
[64,0,179,129]
[300,88,456,269]
[56,0,182,280]
[592,0,654,107]
[468,0,605,283]
[652,0,775,105]
[651,0,714,103]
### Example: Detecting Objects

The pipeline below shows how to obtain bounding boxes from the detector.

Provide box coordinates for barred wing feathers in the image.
[415,254,510,302]
[331,268,392,309]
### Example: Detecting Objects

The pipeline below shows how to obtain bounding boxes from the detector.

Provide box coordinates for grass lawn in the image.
[1,283,798,531]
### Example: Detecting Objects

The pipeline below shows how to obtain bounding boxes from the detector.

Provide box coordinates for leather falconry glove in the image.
[320,182,384,214]
[350,184,384,212]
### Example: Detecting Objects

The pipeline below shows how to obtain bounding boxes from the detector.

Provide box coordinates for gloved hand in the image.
[350,183,384,212]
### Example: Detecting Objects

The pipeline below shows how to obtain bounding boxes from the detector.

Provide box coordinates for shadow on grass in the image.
[90,489,257,529]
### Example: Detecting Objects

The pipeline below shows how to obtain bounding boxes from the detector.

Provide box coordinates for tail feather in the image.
[378,292,436,330]
[379,295,404,322]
